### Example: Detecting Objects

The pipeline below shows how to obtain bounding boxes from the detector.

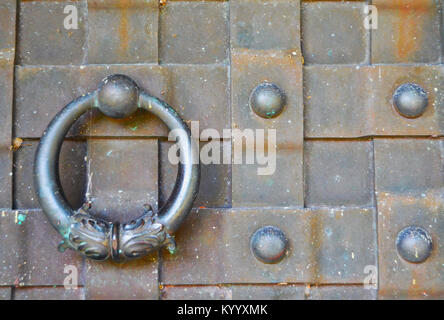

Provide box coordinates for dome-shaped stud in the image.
[396,226,433,263]
[97,74,139,119]
[250,226,288,264]
[393,83,428,118]
[249,82,286,119]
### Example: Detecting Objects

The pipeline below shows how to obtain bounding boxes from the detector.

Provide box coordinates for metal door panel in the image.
[0,0,443,300]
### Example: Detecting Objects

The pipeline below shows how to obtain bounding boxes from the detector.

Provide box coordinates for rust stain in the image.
[407,269,429,299]
[309,212,323,284]
[118,0,130,55]
[395,0,426,60]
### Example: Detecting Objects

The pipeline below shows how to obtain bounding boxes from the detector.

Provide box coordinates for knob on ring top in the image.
[97,74,140,119]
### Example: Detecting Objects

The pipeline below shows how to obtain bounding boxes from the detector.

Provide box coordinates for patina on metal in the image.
[396,226,433,264]
[392,83,429,118]
[34,74,200,262]
[249,82,286,119]
[250,225,288,264]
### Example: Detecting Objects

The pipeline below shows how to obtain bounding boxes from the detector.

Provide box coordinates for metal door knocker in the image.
[34,74,200,262]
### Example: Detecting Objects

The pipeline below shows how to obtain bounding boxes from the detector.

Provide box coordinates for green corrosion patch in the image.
[17,213,27,225]
[168,246,177,255]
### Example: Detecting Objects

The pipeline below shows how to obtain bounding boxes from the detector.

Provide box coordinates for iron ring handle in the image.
[34,74,200,261]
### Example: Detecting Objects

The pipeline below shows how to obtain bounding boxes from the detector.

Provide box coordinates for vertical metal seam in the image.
[370,137,379,299]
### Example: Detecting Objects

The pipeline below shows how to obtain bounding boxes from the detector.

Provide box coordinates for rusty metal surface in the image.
[302,1,369,64]
[0,0,443,300]
[231,49,304,207]
[18,1,88,65]
[304,65,444,138]
[88,0,159,64]
[304,140,374,207]
[372,0,441,63]
[160,2,229,64]
[375,138,444,299]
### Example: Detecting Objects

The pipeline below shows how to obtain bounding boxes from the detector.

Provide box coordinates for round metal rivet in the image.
[250,226,288,264]
[396,226,433,263]
[249,82,286,119]
[393,83,428,118]
[97,74,139,119]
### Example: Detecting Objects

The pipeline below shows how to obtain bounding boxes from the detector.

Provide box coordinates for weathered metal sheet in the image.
[159,2,229,64]
[231,49,304,207]
[231,0,300,51]
[0,209,83,286]
[375,138,444,299]
[372,0,441,63]
[0,0,15,209]
[1,0,443,300]
[304,140,375,207]
[18,1,88,65]
[304,65,444,138]
[14,140,87,209]
[302,1,369,64]
[88,0,159,64]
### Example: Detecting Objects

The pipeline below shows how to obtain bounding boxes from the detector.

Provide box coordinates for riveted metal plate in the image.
[375,138,444,299]
[161,208,313,285]
[369,65,444,136]
[2,0,444,300]
[304,65,444,138]
[377,192,444,299]
[14,65,170,138]
[231,49,304,207]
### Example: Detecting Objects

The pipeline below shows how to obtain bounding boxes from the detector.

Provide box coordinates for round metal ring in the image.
[34,74,200,262]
